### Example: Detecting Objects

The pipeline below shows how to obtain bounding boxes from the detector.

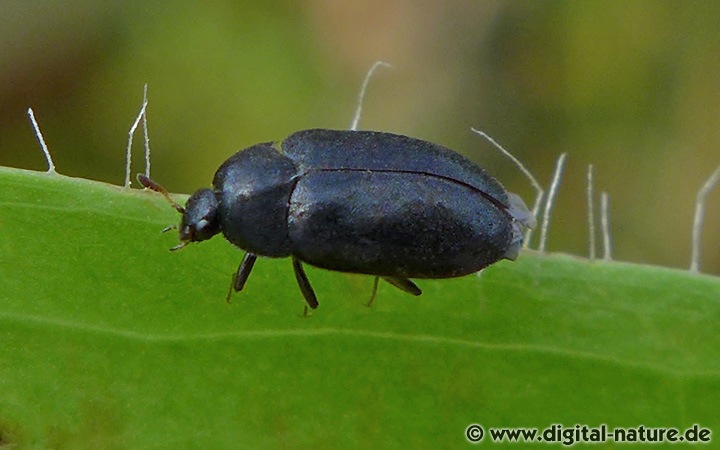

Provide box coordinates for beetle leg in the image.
[366,276,380,307]
[382,277,422,296]
[226,276,235,303]
[234,253,258,291]
[226,253,258,303]
[292,257,319,309]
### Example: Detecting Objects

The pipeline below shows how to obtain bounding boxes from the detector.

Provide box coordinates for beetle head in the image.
[176,188,220,248]
[137,174,220,251]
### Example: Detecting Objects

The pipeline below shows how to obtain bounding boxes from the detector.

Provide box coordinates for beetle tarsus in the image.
[366,276,380,307]
[382,277,422,296]
[226,272,237,304]
[292,257,319,309]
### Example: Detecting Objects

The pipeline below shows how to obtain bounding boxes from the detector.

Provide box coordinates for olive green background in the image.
[1,2,719,272]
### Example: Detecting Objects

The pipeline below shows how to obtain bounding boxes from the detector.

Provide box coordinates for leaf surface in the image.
[1,167,718,449]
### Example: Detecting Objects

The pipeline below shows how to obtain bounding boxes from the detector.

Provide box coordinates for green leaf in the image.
[1,166,718,449]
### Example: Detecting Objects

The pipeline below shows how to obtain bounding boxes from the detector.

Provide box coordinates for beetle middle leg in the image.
[292,257,319,309]
[382,277,422,296]
[367,276,422,307]
[226,252,258,303]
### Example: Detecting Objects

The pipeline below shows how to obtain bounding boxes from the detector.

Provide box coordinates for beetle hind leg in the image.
[366,276,381,307]
[292,257,319,309]
[382,277,422,296]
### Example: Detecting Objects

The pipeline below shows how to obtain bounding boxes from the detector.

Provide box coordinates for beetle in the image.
[138,128,535,309]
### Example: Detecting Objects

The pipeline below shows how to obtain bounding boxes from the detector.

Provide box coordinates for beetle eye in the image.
[196,219,210,231]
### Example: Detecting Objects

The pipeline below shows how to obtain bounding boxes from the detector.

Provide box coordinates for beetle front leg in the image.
[292,257,319,309]
[382,277,422,296]
[234,253,258,291]
[226,252,258,303]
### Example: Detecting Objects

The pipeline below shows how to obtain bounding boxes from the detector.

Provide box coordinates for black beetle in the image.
[139,129,535,309]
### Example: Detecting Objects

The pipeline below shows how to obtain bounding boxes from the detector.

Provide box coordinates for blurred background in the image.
[1,0,719,274]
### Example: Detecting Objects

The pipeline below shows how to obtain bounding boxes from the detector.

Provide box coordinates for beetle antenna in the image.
[600,191,613,261]
[538,153,567,253]
[350,61,392,131]
[471,128,544,248]
[137,173,185,214]
[690,162,720,272]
